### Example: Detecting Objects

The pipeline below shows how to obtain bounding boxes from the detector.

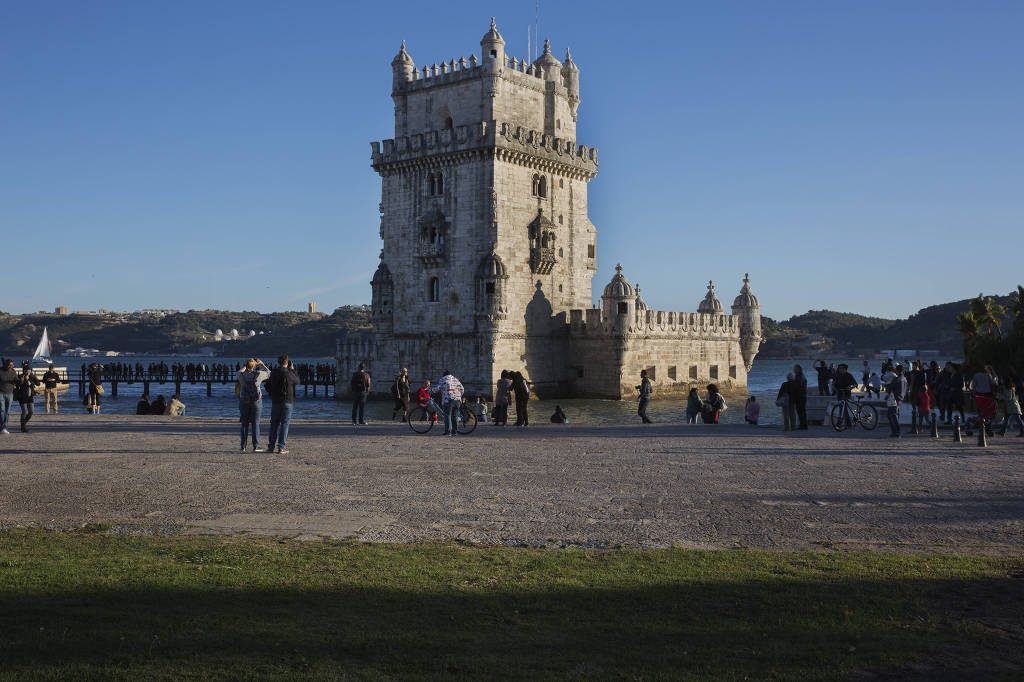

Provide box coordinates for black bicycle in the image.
[408,396,477,435]
[830,395,878,432]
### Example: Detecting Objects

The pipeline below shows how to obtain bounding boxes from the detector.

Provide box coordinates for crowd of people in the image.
[84,361,335,385]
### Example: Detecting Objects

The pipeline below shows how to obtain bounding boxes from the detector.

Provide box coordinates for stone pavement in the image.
[1,415,1021,554]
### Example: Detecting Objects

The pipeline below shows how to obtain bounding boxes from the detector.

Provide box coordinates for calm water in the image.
[31,355,876,426]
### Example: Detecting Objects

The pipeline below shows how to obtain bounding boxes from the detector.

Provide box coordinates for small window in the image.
[668,366,677,381]
[558,284,563,292]
[710,365,719,380]
[558,248,563,257]
[436,172,444,195]
[587,244,595,258]
[556,118,561,129]
[558,215,563,224]
[490,49,497,58]
[729,365,737,379]
[485,282,495,295]
[428,175,436,195]
[538,176,547,198]
[445,116,453,130]
[689,365,698,380]
[617,302,628,315]
[559,178,564,188]
[532,174,540,196]
[428,277,440,302]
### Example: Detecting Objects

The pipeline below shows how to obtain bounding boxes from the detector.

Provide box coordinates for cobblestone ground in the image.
[1,415,1021,554]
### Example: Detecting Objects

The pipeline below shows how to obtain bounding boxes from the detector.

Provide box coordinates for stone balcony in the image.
[530,247,556,275]
[418,241,446,267]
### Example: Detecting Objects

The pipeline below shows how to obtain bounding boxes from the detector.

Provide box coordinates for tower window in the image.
[559,178,564,188]
[436,172,443,195]
[558,215,563,224]
[531,174,540,196]
[490,49,497,58]
[445,116,453,130]
[485,282,495,295]
[587,244,595,258]
[689,365,698,379]
[538,176,547,198]
[556,118,561,129]
[710,365,719,380]
[617,302,628,315]
[428,175,436,195]
[428,277,440,302]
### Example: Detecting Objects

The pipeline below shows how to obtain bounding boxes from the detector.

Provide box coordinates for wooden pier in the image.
[66,372,335,399]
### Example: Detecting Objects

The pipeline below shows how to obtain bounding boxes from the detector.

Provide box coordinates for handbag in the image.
[95,384,105,395]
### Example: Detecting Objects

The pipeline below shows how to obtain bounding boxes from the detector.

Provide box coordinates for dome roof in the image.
[481,17,504,46]
[371,262,393,285]
[698,280,723,313]
[635,284,647,311]
[532,39,562,77]
[562,48,578,73]
[732,273,759,308]
[477,251,508,279]
[391,40,413,66]
[602,264,634,300]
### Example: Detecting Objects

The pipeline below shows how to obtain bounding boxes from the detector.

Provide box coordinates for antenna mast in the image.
[535,0,540,60]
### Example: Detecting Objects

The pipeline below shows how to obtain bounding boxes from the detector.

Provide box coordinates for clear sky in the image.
[2,1,1021,319]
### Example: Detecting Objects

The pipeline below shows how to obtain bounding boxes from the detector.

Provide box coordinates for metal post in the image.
[930,411,939,438]
[953,416,962,442]
[111,380,118,398]
[978,418,988,447]
[207,381,212,397]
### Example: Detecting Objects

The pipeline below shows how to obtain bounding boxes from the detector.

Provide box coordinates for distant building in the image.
[337,20,762,398]
[308,302,317,314]
[54,306,68,315]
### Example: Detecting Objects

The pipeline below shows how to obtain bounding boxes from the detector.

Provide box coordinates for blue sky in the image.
[2,1,1021,319]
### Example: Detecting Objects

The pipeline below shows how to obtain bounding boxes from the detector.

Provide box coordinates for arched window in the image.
[428,277,440,302]
[538,175,547,198]
[435,172,443,195]
[428,174,436,195]
[532,174,540,196]
[445,116,453,130]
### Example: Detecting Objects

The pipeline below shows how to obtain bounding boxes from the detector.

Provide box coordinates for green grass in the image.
[1,530,1021,680]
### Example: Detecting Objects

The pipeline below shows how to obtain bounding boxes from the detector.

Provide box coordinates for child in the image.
[917,385,934,429]
[417,380,437,422]
[474,395,488,423]
[867,372,881,398]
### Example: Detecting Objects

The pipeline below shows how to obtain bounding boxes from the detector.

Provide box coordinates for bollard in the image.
[930,412,939,439]
[978,419,988,447]
[953,416,962,443]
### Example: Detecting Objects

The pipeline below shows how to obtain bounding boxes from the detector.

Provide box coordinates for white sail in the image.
[32,326,52,362]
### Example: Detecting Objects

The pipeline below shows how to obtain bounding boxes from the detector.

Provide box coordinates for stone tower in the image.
[731,274,762,370]
[364,19,600,393]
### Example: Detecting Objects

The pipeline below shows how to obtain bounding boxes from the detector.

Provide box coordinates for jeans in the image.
[0,393,12,431]
[351,392,367,424]
[887,405,901,436]
[19,401,33,430]
[443,399,460,435]
[268,401,293,449]
[638,396,651,423]
[240,400,262,449]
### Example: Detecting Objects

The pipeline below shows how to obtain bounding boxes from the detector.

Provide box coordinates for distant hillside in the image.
[0,307,371,358]
[761,293,1016,358]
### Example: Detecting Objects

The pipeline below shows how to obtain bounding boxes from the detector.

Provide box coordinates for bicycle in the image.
[830,395,879,432]
[408,396,477,435]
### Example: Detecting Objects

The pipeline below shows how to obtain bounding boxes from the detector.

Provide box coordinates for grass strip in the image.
[0,529,1021,680]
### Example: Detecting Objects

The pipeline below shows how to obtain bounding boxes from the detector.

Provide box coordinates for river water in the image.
[37,355,885,427]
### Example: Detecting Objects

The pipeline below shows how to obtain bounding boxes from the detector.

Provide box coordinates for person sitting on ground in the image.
[166,393,186,416]
[550,405,567,424]
[744,396,760,425]
[149,394,167,415]
[702,384,726,424]
[685,387,703,424]
[136,393,151,415]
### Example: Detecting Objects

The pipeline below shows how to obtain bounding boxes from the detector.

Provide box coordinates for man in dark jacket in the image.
[268,355,300,454]
[636,369,653,423]
[0,359,19,434]
[350,363,371,425]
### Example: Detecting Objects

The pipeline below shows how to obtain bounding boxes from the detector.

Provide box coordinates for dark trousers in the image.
[268,401,293,449]
[887,406,901,436]
[493,403,508,425]
[514,398,529,426]
[351,392,367,424]
[19,401,33,431]
[795,398,807,429]
[638,396,652,423]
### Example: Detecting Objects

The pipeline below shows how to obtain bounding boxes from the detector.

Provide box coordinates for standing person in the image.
[777,374,794,431]
[391,367,411,422]
[861,360,871,392]
[42,364,61,414]
[0,359,18,434]
[917,384,934,432]
[493,370,512,426]
[885,369,907,438]
[867,372,881,398]
[998,375,1023,437]
[267,355,299,454]
[970,364,998,436]
[350,363,371,426]
[935,362,953,424]
[86,363,103,414]
[685,387,703,424]
[436,370,465,436]
[512,371,530,427]
[814,360,830,396]
[237,358,271,453]
[636,369,653,424]
[15,364,40,433]
[473,396,488,424]
[744,396,760,425]
[947,363,967,425]
[792,364,809,430]
[702,384,726,424]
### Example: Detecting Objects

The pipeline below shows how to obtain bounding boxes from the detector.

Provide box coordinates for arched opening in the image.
[435,172,444,195]
[428,174,436,195]
[532,174,540,196]
[444,116,453,130]
[428,277,440,302]
[538,176,547,198]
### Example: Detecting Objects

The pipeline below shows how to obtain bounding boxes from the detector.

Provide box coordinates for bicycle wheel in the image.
[830,403,849,432]
[408,406,434,434]
[857,404,878,430]
[457,403,477,435]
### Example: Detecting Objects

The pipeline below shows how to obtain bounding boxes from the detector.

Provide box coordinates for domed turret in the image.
[561,48,580,118]
[731,273,762,370]
[532,39,562,81]
[480,17,505,66]
[635,283,648,321]
[476,250,509,321]
[698,280,723,314]
[477,251,507,280]
[391,40,415,90]
[601,264,636,323]
[370,262,394,333]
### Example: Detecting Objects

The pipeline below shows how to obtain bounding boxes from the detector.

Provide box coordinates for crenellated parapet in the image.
[371,120,598,178]
[566,306,740,340]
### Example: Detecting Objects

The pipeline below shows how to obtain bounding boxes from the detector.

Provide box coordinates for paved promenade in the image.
[1,415,1021,554]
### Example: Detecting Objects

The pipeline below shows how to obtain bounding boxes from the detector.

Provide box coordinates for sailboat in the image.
[30,327,69,390]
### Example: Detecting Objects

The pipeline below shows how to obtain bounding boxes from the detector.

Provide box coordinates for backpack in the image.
[351,371,366,393]
[239,371,260,403]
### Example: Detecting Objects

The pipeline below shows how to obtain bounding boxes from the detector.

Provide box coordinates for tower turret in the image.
[532,39,562,82]
[370,261,395,335]
[391,40,415,91]
[698,280,723,314]
[601,264,635,331]
[480,17,505,68]
[561,48,580,120]
[731,273,762,370]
